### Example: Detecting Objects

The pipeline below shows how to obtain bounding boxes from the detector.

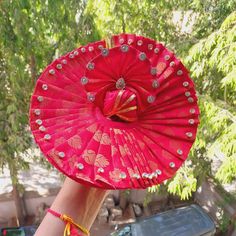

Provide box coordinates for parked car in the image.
[0,226,37,236]
[109,204,216,236]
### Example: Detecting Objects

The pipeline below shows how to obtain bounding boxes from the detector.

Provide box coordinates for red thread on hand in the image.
[47,208,61,218]
[47,208,89,236]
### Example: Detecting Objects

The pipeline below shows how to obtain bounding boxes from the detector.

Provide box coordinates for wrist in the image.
[51,177,109,229]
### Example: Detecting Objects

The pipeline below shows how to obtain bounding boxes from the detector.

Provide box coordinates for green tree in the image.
[166,11,236,200]
[86,0,181,48]
[0,0,100,224]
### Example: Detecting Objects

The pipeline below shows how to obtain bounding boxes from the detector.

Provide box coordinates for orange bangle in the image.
[47,208,90,236]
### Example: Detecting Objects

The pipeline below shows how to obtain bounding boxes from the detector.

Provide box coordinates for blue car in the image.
[109,204,216,236]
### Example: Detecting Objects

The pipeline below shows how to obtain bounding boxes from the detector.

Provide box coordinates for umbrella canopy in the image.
[29,34,199,189]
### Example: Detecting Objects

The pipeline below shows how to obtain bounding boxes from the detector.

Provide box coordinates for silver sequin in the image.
[148,174,153,179]
[39,126,46,132]
[189,119,195,125]
[188,97,194,103]
[186,132,193,138]
[87,62,95,70]
[150,67,157,75]
[154,48,159,54]
[183,81,189,87]
[58,152,65,158]
[190,108,196,114]
[87,93,95,102]
[69,53,74,59]
[81,47,86,53]
[136,174,141,179]
[88,46,94,52]
[142,173,148,178]
[152,80,159,88]
[49,69,55,75]
[128,39,133,45]
[120,172,127,179]
[73,50,79,56]
[62,59,67,64]
[139,52,146,61]
[98,167,104,173]
[37,96,43,102]
[121,44,129,52]
[165,55,170,61]
[36,119,42,125]
[42,84,48,90]
[56,64,62,69]
[34,109,40,115]
[98,45,103,49]
[177,149,183,155]
[169,162,175,168]
[156,169,162,175]
[81,76,88,85]
[170,61,175,67]
[44,134,51,140]
[101,48,109,56]
[177,70,183,75]
[77,163,84,170]
[185,91,191,97]
[137,40,143,46]
[147,95,155,103]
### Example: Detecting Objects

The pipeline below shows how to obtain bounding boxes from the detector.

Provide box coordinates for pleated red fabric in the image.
[29,34,200,189]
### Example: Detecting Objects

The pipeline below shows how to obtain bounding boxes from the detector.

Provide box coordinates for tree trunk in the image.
[9,165,25,226]
[12,183,25,225]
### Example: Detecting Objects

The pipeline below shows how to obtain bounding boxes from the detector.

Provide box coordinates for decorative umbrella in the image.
[30,34,199,189]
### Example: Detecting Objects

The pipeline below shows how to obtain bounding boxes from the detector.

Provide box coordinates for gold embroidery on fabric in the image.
[82,149,96,165]
[119,144,130,157]
[148,160,158,171]
[113,90,125,111]
[95,154,109,167]
[143,136,155,145]
[114,129,122,135]
[119,94,136,109]
[109,168,122,182]
[83,150,109,167]
[86,123,98,133]
[127,167,139,177]
[137,140,145,150]
[117,106,137,114]
[101,133,111,145]
[163,68,173,78]
[111,145,118,155]
[68,135,82,149]
[93,130,111,145]
[68,155,77,169]
[117,114,137,122]
[156,62,166,74]
[93,130,102,142]
[54,137,66,146]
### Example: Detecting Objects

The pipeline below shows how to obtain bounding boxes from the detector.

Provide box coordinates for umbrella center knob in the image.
[116,77,126,90]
